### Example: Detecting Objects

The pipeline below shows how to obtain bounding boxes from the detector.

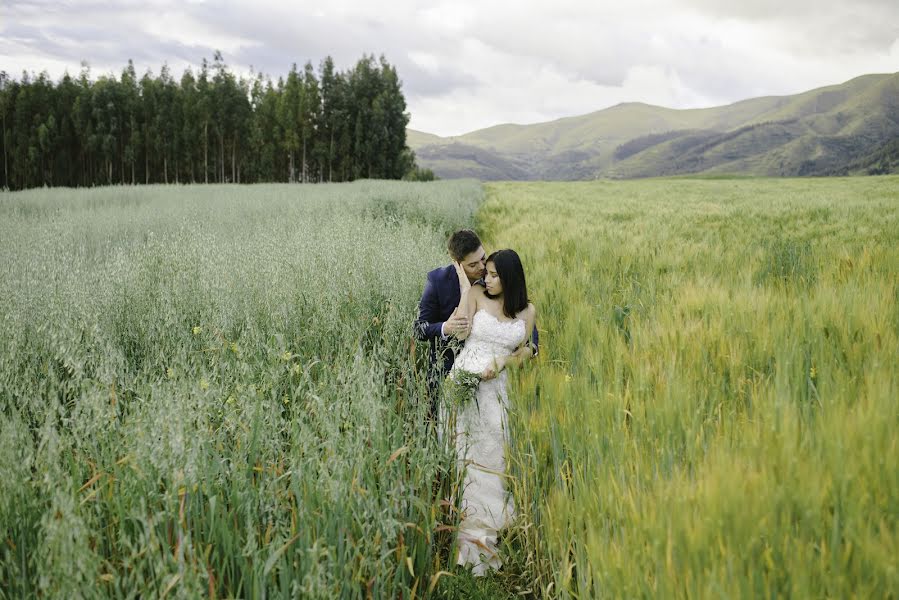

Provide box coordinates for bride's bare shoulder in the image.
[516,302,536,322]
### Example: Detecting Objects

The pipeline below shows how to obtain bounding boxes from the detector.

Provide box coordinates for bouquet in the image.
[444,369,481,410]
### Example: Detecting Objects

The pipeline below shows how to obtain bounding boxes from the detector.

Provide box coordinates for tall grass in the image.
[482,177,899,598]
[0,180,482,598]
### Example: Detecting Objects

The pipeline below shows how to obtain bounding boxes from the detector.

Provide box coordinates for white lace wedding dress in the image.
[447,309,527,575]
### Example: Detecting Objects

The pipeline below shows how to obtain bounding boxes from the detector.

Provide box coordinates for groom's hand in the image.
[481,356,506,380]
[444,312,470,337]
[510,346,534,360]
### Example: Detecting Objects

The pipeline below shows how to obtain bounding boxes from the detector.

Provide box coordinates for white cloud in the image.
[408,51,441,74]
[417,3,477,35]
[142,12,259,55]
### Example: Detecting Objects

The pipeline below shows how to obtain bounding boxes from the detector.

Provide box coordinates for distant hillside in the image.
[407,73,899,179]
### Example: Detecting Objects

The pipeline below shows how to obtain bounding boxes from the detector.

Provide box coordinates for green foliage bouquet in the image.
[444,369,482,410]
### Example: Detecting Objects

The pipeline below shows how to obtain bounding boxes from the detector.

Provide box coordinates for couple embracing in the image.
[415,229,539,576]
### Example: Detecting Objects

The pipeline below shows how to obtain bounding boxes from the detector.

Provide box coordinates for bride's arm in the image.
[496,304,537,371]
[454,268,483,342]
[482,304,537,379]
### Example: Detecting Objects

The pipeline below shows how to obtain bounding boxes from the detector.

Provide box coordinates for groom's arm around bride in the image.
[414,263,472,378]
[414,229,539,386]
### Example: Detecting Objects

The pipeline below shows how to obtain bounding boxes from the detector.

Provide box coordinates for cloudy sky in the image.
[2,0,897,136]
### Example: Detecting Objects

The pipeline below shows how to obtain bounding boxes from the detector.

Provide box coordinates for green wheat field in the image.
[1,176,897,599]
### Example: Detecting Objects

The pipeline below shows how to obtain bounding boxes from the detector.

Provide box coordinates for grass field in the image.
[481,177,898,598]
[1,176,897,599]
[0,181,482,598]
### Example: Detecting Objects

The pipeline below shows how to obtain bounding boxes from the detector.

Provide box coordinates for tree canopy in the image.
[0,54,417,190]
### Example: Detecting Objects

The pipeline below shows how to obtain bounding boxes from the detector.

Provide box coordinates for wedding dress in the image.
[447,309,527,575]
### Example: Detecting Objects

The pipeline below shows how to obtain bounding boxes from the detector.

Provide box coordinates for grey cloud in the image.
[232,43,480,99]
[681,0,899,51]
[2,0,896,135]
[490,33,634,88]
[2,1,231,79]
[199,4,480,95]
[2,25,192,79]
[681,0,897,20]
[394,61,480,97]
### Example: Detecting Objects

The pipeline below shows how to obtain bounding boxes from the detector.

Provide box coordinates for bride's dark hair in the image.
[486,249,529,319]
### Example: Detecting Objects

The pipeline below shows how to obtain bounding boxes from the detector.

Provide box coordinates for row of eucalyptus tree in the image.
[0,52,419,190]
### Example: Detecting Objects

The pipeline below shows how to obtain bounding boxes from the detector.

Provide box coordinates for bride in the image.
[445,248,537,576]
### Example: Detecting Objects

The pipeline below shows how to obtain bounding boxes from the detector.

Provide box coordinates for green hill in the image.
[408,73,899,179]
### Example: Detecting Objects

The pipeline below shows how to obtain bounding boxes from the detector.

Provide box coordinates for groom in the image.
[415,229,538,393]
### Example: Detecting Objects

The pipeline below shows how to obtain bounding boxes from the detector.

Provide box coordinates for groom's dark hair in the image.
[447,229,482,261]
[486,249,529,319]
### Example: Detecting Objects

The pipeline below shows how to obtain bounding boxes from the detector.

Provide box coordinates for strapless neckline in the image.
[474,309,524,328]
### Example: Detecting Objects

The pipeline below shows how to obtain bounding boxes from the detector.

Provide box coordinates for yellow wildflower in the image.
[192,326,202,335]
[200,378,209,390]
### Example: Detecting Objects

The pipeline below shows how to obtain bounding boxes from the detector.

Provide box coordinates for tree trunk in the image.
[1,115,7,188]
[302,138,307,183]
[289,151,294,183]
[220,134,225,183]
[231,137,236,184]
[329,131,334,182]
[203,121,208,184]
[164,155,168,184]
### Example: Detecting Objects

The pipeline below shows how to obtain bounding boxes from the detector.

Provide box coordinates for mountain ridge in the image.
[407,72,899,179]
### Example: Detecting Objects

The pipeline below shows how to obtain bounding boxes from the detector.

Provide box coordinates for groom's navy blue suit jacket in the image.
[415,264,539,378]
